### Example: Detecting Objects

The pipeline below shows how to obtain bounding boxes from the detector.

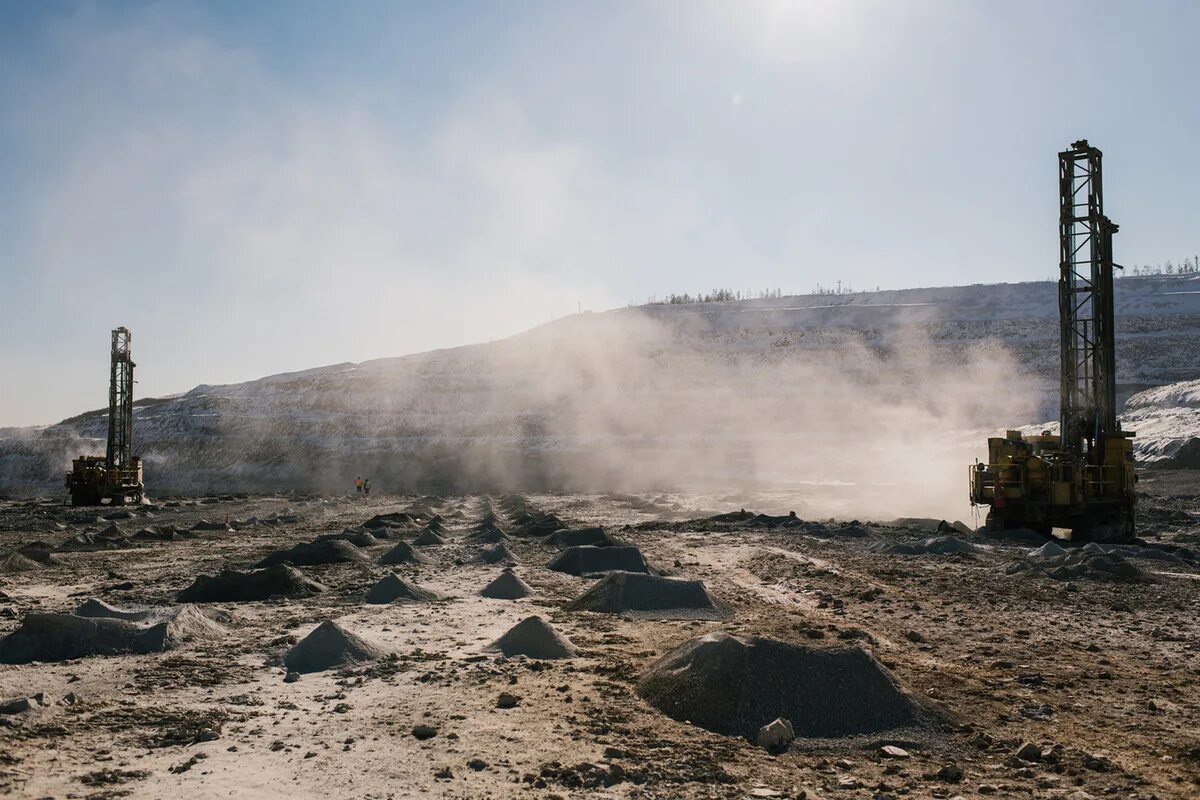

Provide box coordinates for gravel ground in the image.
[0,476,1197,799]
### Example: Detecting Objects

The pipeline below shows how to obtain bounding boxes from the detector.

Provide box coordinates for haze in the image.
[2,0,1198,427]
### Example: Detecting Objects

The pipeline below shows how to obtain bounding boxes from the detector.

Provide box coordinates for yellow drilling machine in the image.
[969,141,1137,542]
[66,327,145,506]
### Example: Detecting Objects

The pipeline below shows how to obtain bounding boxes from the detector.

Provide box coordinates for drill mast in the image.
[1058,140,1120,462]
[106,326,135,470]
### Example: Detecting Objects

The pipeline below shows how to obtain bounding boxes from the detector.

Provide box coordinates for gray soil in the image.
[0,483,1197,798]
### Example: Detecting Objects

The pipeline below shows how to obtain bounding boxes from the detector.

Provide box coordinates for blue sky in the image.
[1,0,1198,426]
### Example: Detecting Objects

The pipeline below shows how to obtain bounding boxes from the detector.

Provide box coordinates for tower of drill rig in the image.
[969,141,1137,542]
[66,327,145,506]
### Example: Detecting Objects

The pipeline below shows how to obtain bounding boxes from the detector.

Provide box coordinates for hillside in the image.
[2,275,1199,517]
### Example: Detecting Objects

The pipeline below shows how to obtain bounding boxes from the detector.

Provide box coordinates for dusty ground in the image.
[1,477,1198,800]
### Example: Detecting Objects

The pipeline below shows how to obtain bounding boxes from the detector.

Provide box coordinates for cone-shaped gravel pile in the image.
[284,620,387,673]
[366,574,447,604]
[378,542,433,565]
[479,570,533,599]
[485,616,576,659]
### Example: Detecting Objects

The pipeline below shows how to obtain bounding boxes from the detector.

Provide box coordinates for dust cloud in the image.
[292,305,1040,523]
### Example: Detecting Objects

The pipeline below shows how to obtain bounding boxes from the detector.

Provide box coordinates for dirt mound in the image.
[485,616,577,659]
[480,570,534,599]
[317,529,380,547]
[73,598,153,621]
[191,520,233,532]
[637,631,925,740]
[16,542,61,565]
[566,572,729,620]
[511,513,569,538]
[474,543,518,565]
[58,530,127,552]
[542,527,620,549]
[868,536,981,556]
[797,521,873,539]
[284,620,388,673]
[1007,550,1147,582]
[363,512,419,530]
[178,564,328,602]
[131,526,185,542]
[365,574,447,604]
[547,545,651,576]
[468,525,509,543]
[378,542,432,565]
[0,606,226,664]
[256,539,369,568]
[0,552,46,574]
[412,529,447,546]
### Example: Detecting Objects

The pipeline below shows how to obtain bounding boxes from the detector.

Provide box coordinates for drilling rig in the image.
[66,327,145,506]
[969,140,1137,542]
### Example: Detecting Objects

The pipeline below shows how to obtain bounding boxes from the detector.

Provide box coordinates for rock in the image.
[880,745,911,759]
[496,692,520,708]
[412,724,437,740]
[1015,742,1041,762]
[284,671,300,683]
[467,758,487,771]
[937,763,963,782]
[0,693,50,714]
[755,718,795,752]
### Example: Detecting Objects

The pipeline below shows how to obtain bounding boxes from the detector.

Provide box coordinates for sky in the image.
[1,0,1198,427]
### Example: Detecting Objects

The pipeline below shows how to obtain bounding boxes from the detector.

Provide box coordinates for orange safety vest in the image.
[355,478,362,488]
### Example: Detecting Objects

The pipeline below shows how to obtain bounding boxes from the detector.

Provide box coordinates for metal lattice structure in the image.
[1058,140,1120,462]
[106,327,135,470]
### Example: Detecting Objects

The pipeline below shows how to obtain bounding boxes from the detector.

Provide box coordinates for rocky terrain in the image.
[1,476,1197,799]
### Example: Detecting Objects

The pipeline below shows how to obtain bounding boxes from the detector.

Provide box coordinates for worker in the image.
[355,476,363,495]
[363,478,371,497]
